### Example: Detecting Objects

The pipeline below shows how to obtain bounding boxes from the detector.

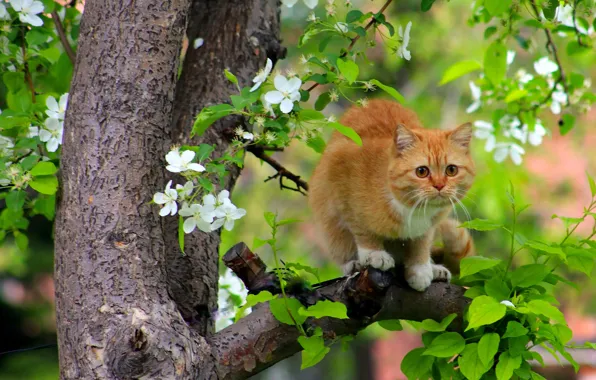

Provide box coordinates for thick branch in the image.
[247,145,309,194]
[210,243,469,379]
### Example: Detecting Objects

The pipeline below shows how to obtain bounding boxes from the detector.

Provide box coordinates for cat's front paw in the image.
[405,262,433,291]
[432,264,452,283]
[358,249,395,271]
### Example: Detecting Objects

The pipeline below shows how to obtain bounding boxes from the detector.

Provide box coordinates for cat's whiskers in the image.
[448,197,458,221]
[407,197,424,234]
[454,197,471,222]
[454,189,477,206]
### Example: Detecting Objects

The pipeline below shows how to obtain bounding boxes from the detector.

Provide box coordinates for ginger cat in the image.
[309,100,475,291]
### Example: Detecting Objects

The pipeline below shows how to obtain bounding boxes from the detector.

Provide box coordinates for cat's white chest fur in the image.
[390,198,440,239]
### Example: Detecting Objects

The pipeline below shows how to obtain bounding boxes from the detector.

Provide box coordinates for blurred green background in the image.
[1,0,595,378]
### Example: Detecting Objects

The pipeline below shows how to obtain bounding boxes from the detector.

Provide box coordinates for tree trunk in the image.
[54,0,282,378]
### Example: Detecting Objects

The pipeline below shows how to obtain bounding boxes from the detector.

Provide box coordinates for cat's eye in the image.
[415,166,430,178]
[445,165,458,177]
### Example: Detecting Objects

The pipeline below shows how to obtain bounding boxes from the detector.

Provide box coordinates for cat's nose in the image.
[433,184,445,191]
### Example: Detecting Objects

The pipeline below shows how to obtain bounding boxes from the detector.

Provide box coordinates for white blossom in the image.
[473,121,496,152]
[9,0,44,26]
[527,122,547,146]
[250,58,273,92]
[179,203,216,233]
[212,202,246,231]
[550,85,568,115]
[494,143,525,165]
[397,21,412,61]
[466,81,482,113]
[264,75,302,114]
[515,69,534,84]
[204,190,232,209]
[165,149,205,173]
[193,38,204,49]
[241,131,254,141]
[0,4,8,19]
[500,300,516,308]
[153,180,178,216]
[39,117,63,152]
[27,126,39,138]
[0,136,14,156]
[176,181,194,198]
[216,268,249,331]
[261,94,276,118]
[303,0,318,8]
[334,22,348,34]
[45,93,68,120]
[534,57,558,76]
[507,50,516,65]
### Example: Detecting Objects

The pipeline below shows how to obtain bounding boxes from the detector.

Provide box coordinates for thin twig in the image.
[20,28,35,103]
[306,0,393,93]
[572,0,589,47]
[51,10,76,64]
[247,145,309,194]
[520,78,562,113]
[530,0,570,103]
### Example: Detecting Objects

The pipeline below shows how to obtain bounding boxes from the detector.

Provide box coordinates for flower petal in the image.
[59,93,69,111]
[38,129,51,142]
[9,0,23,11]
[153,192,166,204]
[187,163,205,172]
[159,205,171,217]
[217,190,230,203]
[231,208,246,219]
[286,77,302,93]
[166,165,182,173]
[168,201,178,216]
[180,150,195,164]
[211,218,225,230]
[249,82,262,92]
[280,98,294,114]
[303,0,317,8]
[46,96,59,112]
[183,218,197,233]
[264,91,284,105]
[45,117,60,130]
[203,194,216,206]
[224,218,235,231]
[493,146,508,163]
[46,138,59,152]
[21,13,43,26]
[273,75,289,92]
[466,101,480,114]
[165,150,181,165]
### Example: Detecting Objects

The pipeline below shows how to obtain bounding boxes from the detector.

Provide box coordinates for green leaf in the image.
[0,115,31,129]
[307,136,326,153]
[269,297,307,325]
[458,219,502,231]
[377,319,403,331]
[528,299,566,324]
[511,264,550,288]
[484,0,512,16]
[496,351,522,380]
[401,347,434,379]
[315,92,331,111]
[459,343,491,380]
[502,321,529,339]
[235,291,276,321]
[178,215,185,254]
[336,58,359,84]
[423,332,465,358]
[484,277,510,301]
[264,211,276,228]
[542,0,558,19]
[326,122,362,146]
[587,172,596,198]
[484,26,498,39]
[30,161,57,176]
[29,176,59,195]
[369,79,405,103]
[505,89,528,103]
[3,72,25,92]
[346,10,363,23]
[191,104,235,137]
[285,262,320,281]
[421,313,457,332]
[300,300,348,319]
[524,240,565,259]
[14,231,28,252]
[224,69,238,85]
[39,47,61,63]
[478,333,500,367]
[298,334,330,369]
[567,248,594,275]
[196,144,215,161]
[466,296,507,331]
[7,88,33,113]
[439,60,483,86]
[252,237,269,250]
[299,109,325,121]
[567,40,591,56]
[460,256,501,278]
[560,114,575,135]
[25,29,48,46]
[484,41,507,85]
[421,0,437,12]
[6,191,26,212]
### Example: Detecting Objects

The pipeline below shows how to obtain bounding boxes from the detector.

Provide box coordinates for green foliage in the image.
[439,60,483,86]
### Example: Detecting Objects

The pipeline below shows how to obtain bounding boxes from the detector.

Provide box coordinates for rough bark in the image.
[53,0,212,377]
[163,0,284,334]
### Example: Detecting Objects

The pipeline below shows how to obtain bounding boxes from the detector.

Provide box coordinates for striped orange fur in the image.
[308,100,475,291]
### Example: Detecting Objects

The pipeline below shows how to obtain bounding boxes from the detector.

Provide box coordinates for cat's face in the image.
[387,123,475,208]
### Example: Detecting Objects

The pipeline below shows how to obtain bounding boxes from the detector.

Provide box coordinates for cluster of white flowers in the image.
[216,268,249,331]
[28,94,68,152]
[467,50,516,114]
[554,4,594,35]
[281,0,318,8]
[264,75,302,114]
[153,148,246,233]
[3,0,44,26]
[474,116,546,165]
[397,21,412,61]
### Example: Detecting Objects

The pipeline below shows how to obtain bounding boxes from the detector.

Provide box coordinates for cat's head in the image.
[387,123,475,208]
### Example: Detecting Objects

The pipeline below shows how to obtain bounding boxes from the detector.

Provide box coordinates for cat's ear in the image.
[450,122,473,150]
[394,124,418,152]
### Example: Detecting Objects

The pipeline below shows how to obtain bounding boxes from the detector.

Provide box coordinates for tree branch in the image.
[210,243,469,379]
[247,145,309,194]
[51,10,76,64]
